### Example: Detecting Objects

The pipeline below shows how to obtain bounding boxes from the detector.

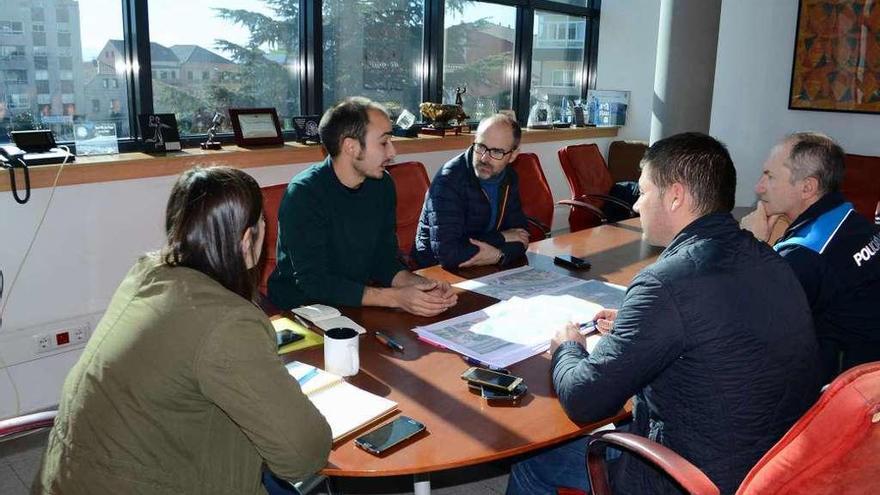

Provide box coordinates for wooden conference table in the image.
[281,217,662,490]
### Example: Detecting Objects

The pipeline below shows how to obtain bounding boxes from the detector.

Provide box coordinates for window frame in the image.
[28,0,600,153]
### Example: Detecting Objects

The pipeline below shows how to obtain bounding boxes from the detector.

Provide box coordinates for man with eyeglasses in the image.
[412,114,530,269]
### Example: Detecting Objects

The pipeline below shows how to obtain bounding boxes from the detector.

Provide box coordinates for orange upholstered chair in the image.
[386,161,430,267]
[510,153,554,241]
[558,143,637,232]
[841,154,880,222]
[579,361,880,495]
[258,183,288,298]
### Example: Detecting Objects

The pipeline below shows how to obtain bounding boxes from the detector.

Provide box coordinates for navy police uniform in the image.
[774,192,880,382]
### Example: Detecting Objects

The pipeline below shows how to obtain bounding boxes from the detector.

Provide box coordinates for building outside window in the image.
[148,0,300,136]
[530,11,586,120]
[323,0,424,119]
[443,2,516,121]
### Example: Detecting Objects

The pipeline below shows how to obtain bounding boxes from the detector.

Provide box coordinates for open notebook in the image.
[286,361,397,441]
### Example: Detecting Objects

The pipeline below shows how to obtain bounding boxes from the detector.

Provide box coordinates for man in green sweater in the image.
[268,97,458,316]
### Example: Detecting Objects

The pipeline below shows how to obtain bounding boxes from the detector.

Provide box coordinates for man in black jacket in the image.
[507,133,821,495]
[412,114,530,269]
[741,132,880,382]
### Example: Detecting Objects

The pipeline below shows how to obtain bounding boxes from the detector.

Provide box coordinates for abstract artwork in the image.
[789,0,880,113]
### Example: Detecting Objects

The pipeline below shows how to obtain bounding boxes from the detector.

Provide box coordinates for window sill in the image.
[0,126,617,192]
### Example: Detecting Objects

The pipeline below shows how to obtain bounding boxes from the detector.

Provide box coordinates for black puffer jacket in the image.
[412,148,528,269]
[552,213,821,495]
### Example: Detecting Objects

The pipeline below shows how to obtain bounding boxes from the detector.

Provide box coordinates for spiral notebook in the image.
[286,361,397,441]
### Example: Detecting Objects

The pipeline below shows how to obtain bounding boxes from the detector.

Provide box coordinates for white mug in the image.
[323,327,359,377]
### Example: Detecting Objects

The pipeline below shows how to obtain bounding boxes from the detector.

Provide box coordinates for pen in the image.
[463,356,509,374]
[375,331,405,352]
[578,320,600,337]
[291,313,314,331]
[296,367,319,386]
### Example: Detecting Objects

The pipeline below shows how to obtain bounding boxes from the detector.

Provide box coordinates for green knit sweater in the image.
[268,158,404,309]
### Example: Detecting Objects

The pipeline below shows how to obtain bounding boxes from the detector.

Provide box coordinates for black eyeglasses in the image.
[474,142,514,160]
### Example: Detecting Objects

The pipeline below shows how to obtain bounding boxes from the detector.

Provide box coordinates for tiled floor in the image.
[0,430,511,495]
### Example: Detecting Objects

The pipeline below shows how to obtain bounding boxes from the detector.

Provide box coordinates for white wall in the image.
[710,0,880,206]
[594,0,662,142]
[0,136,612,419]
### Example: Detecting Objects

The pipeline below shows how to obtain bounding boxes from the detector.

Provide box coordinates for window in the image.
[4,69,27,83]
[32,31,45,46]
[32,23,45,32]
[102,79,109,88]
[8,93,30,108]
[55,6,69,23]
[32,7,44,21]
[36,80,50,93]
[0,45,25,60]
[0,21,24,34]
[57,32,71,47]
[530,11,586,118]
[444,2,516,120]
[58,57,71,70]
[92,99,100,112]
[187,70,193,81]
[34,55,48,69]
[60,80,74,93]
[323,0,424,118]
[57,22,69,33]
[60,70,73,80]
[35,69,49,80]
[148,0,300,136]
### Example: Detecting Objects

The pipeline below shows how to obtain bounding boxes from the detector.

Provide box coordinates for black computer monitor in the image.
[11,130,57,153]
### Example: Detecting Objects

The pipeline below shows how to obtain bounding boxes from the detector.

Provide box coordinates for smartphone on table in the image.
[553,254,591,270]
[354,416,426,455]
[470,382,529,402]
[461,366,523,392]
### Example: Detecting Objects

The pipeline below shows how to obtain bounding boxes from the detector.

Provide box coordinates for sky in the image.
[77,0,517,60]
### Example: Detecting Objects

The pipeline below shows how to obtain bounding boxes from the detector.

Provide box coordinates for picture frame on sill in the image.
[229,108,284,147]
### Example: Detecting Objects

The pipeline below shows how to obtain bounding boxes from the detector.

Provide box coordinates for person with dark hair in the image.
[741,132,880,382]
[268,97,457,315]
[507,133,821,495]
[34,166,332,495]
[412,114,529,269]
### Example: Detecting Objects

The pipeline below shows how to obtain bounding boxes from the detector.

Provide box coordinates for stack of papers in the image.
[286,361,397,441]
[413,294,604,368]
[414,267,626,368]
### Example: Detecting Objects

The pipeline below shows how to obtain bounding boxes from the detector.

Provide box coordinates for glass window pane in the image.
[322,0,424,119]
[0,1,130,143]
[530,11,586,124]
[148,0,300,137]
[443,1,515,122]
[545,0,589,6]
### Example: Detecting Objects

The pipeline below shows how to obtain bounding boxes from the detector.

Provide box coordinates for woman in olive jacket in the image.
[33,166,332,494]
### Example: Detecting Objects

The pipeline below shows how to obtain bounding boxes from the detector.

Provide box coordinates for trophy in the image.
[200,112,225,150]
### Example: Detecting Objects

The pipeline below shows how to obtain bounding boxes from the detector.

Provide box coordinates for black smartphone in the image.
[277,329,304,347]
[354,416,426,455]
[481,383,528,401]
[553,254,591,270]
[461,366,523,392]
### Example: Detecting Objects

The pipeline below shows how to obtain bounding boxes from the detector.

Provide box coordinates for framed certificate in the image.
[229,108,284,146]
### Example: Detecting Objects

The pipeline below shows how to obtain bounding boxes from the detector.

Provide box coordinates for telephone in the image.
[0,144,30,204]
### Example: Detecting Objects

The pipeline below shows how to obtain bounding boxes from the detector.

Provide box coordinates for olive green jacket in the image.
[33,256,332,494]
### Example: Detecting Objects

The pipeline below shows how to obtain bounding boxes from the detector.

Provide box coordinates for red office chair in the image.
[258,183,288,299]
[579,361,880,495]
[558,144,638,232]
[386,161,430,268]
[511,153,554,241]
[0,409,57,443]
[510,153,609,241]
[841,154,880,223]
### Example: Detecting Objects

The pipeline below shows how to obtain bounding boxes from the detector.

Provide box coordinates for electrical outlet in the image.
[72,324,88,344]
[34,323,90,354]
[36,335,51,353]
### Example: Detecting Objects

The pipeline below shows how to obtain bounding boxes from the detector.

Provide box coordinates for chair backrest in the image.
[841,154,880,222]
[0,410,56,443]
[386,161,430,263]
[258,183,288,296]
[510,152,554,242]
[558,143,614,231]
[607,140,648,182]
[737,361,880,494]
